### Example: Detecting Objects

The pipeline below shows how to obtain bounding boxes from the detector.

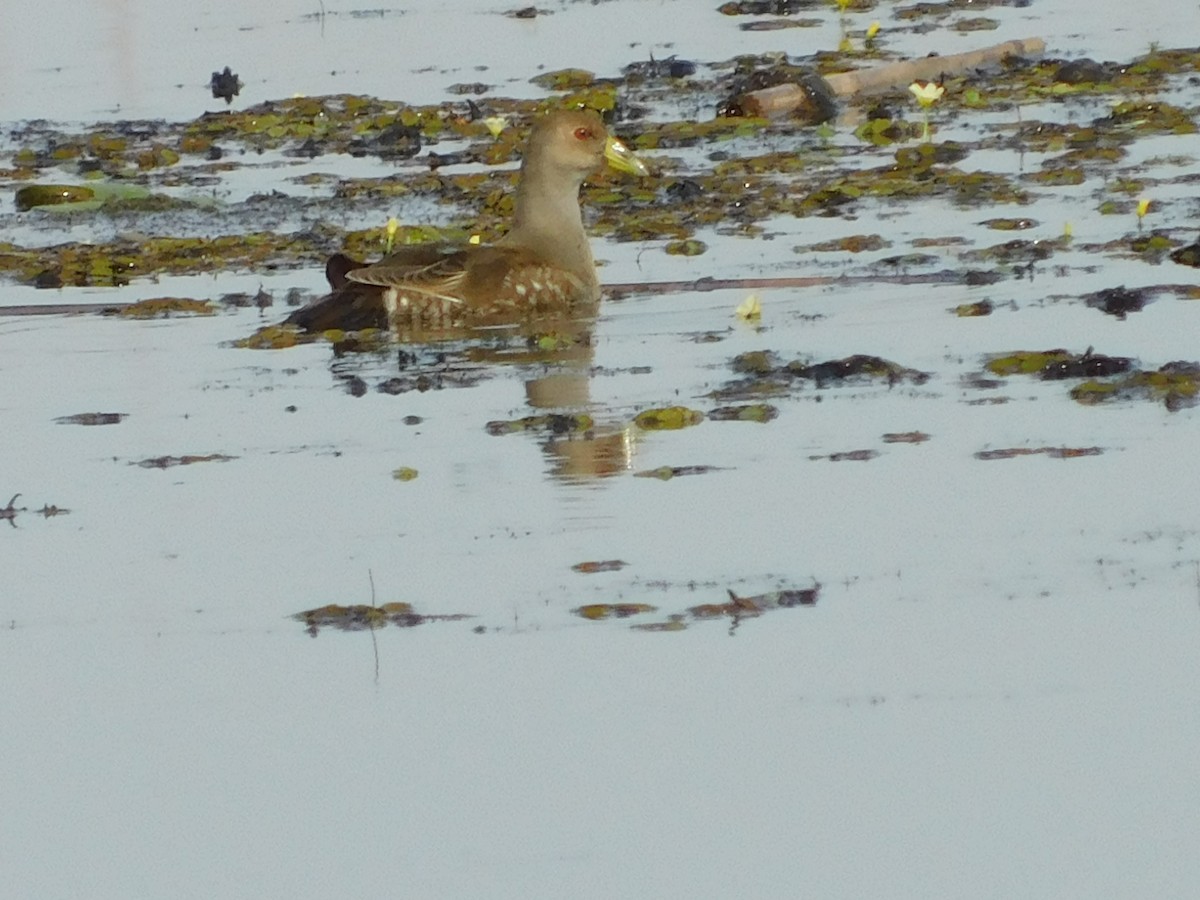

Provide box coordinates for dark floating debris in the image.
[985,348,1200,410]
[623,54,697,80]
[349,121,421,160]
[1039,348,1132,380]
[1170,242,1200,268]
[716,352,929,402]
[134,454,237,469]
[975,446,1104,461]
[707,403,779,423]
[1,494,21,527]
[985,348,1132,380]
[1085,285,1149,319]
[717,1,823,14]
[55,412,127,426]
[791,355,930,388]
[882,431,930,444]
[810,449,880,462]
[486,413,594,436]
[1053,57,1114,84]
[209,66,242,104]
[0,494,69,526]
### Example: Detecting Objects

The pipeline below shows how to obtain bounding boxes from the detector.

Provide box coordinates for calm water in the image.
[3,2,1200,898]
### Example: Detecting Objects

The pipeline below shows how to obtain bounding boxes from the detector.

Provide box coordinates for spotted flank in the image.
[382,263,591,328]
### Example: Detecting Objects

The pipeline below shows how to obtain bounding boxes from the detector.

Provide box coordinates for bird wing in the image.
[345,246,470,305]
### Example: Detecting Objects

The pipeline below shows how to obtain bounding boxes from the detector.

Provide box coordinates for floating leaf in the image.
[574,603,656,620]
[572,560,629,574]
[634,406,705,430]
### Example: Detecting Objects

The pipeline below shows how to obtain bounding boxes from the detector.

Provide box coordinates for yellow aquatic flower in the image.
[866,21,880,40]
[1136,198,1151,219]
[483,116,508,139]
[735,294,762,321]
[910,81,944,142]
[385,217,400,253]
[468,234,482,245]
[908,81,945,108]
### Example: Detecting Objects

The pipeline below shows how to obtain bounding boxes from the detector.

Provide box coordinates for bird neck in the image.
[504,166,596,287]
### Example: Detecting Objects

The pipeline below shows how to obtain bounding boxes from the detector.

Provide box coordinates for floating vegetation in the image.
[717,352,929,401]
[799,234,890,253]
[0,42,1195,297]
[55,412,126,426]
[133,454,237,469]
[664,239,708,256]
[633,406,705,430]
[1084,285,1149,319]
[571,560,629,574]
[15,184,96,211]
[573,603,657,620]
[0,232,330,288]
[631,586,819,633]
[706,403,779,422]
[980,218,1037,231]
[954,299,993,317]
[809,449,880,461]
[985,348,1133,380]
[391,467,419,482]
[485,413,595,436]
[975,446,1104,460]
[106,297,217,318]
[1172,242,1200,267]
[294,602,472,636]
[1070,362,1200,411]
[234,324,311,350]
[634,465,724,480]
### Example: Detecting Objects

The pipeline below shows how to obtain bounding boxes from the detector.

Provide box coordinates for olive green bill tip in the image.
[604,136,649,177]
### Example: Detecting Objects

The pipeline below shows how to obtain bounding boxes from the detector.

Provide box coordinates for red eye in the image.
[574,127,592,141]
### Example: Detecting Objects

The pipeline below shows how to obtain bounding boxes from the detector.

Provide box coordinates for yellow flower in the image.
[735,294,762,321]
[468,234,482,245]
[483,116,508,139]
[834,0,851,11]
[866,21,880,41]
[909,81,945,108]
[1136,198,1151,219]
[384,217,400,253]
